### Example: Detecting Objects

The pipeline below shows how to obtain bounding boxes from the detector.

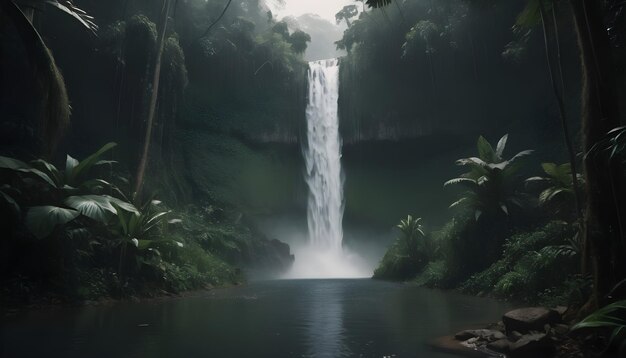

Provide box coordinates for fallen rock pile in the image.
[453,307,571,357]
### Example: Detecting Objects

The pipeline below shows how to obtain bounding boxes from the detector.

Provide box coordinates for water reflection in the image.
[1,279,512,358]
[304,281,349,357]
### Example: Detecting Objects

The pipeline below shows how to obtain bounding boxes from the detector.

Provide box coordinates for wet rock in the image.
[431,336,488,358]
[509,331,524,342]
[509,333,554,357]
[553,306,568,317]
[487,338,511,353]
[503,307,560,334]
[486,320,506,332]
[461,337,481,348]
[455,329,506,342]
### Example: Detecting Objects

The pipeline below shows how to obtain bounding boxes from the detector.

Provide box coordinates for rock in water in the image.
[487,338,511,353]
[503,307,560,334]
[509,333,554,357]
[454,329,505,341]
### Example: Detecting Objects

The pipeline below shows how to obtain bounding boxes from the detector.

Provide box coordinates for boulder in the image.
[509,333,554,358]
[503,307,560,334]
[455,329,505,342]
[509,331,524,342]
[487,338,511,354]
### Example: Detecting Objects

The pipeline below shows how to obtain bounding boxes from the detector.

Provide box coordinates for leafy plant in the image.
[0,142,138,239]
[110,199,182,255]
[106,196,188,282]
[445,134,533,220]
[374,216,430,280]
[587,126,626,164]
[397,215,425,257]
[526,162,582,211]
[461,221,582,303]
[572,300,626,349]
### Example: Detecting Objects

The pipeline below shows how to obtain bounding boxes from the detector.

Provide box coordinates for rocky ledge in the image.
[433,307,585,358]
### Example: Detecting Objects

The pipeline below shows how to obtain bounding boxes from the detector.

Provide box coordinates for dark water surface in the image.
[1,279,511,358]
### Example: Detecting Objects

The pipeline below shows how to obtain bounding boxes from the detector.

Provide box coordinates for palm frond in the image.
[44,0,98,34]
[444,177,477,187]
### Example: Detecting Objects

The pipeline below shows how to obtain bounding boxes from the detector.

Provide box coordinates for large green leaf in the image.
[110,202,130,235]
[477,136,496,162]
[17,168,57,188]
[456,157,489,168]
[0,190,20,217]
[106,196,139,215]
[0,156,28,170]
[0,156,57,187]
[65,195,116,223]
[444,177,477,188]
[508,150,534,166]
[65,155,79,176]
[30,159,61,186]
[25,206,80,239]
[495,134,508,160]
[572,300,626,347]
[143,211,170,234]
[67,142,117,185]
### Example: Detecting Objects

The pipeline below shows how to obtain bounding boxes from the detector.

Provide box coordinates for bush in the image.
[460,221,581,304]
[373,239,423,280]
[373,216,432,280]
[415,260,449,287]
[418,215,511,288]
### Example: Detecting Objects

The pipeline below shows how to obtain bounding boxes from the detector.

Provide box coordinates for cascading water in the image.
[305,58,344,252]
[286,58,367,278]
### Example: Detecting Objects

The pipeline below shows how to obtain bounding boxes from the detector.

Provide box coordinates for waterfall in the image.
[304,58,344,253]
[286,59,367,278]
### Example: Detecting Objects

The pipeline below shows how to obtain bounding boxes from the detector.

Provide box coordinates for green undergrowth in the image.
[0,143,293,306]
[374,217,586,306]
[459,221,587,305]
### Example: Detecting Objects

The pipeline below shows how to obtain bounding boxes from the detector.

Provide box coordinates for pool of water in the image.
[1,279,511,357]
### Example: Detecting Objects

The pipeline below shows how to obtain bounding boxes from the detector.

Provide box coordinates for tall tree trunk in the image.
[538,2,585,239]
[134,0,170,198]
[570,0,625,306]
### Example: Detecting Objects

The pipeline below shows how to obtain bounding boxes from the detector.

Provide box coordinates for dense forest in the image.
[1,0,625,357]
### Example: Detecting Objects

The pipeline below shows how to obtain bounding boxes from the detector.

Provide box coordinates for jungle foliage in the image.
[0,143,291,303]
[374,133,598,307]
[367,4,625,345]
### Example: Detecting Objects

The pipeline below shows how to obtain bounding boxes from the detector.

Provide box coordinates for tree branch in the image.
[199,0,233,39]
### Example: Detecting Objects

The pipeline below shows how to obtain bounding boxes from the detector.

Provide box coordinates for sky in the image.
[265,0,359,61]
[265,0,358,23]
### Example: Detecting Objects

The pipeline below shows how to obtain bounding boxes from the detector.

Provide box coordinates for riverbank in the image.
[432,306,602,358]
[1,280,243,318]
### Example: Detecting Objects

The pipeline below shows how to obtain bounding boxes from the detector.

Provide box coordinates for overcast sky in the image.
[266,0,359,23]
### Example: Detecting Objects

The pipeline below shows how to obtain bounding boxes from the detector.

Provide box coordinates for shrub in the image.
[415,260,449,287]
[373,216,431,280]
[461,221,581,304]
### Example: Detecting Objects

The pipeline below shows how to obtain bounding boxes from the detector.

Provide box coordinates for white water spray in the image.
[286,59,368,278]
